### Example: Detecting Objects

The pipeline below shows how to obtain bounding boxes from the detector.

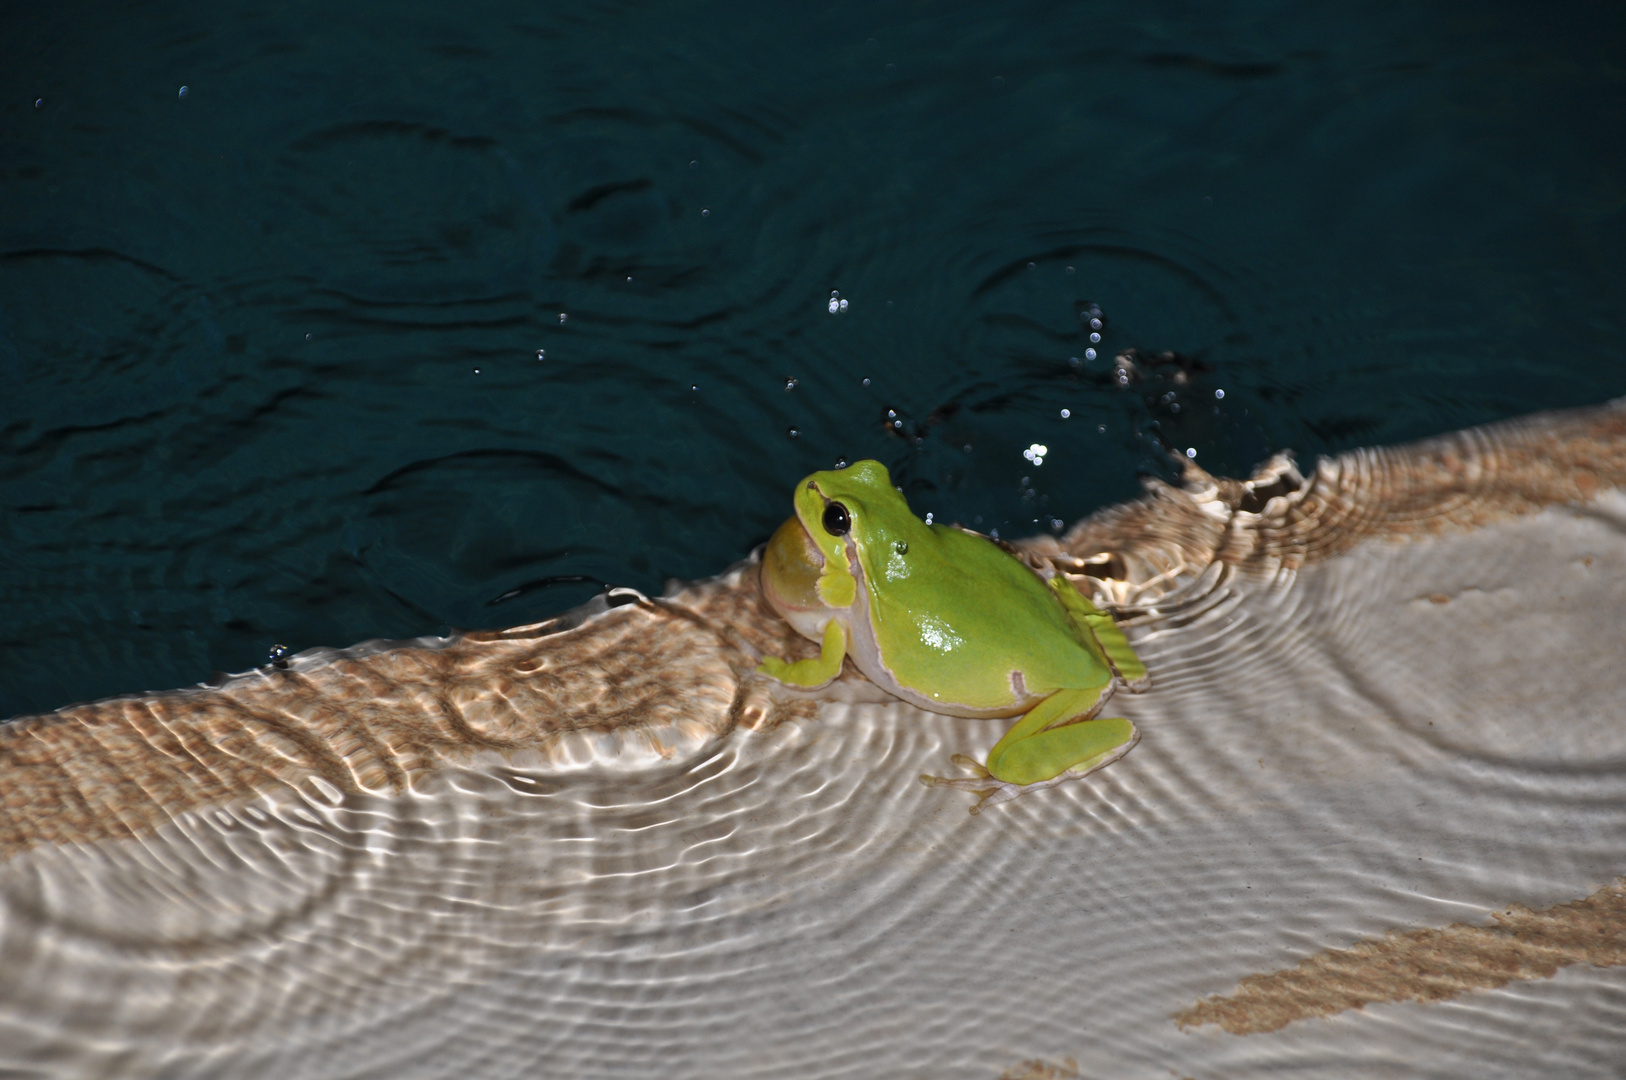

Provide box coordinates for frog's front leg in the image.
[756,619,847,689]
[920,686,1139,813]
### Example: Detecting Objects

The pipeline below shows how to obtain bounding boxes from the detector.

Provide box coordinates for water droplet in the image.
[787,427,800,439]
[784,377,798,392]
[1060,408,1071,419]
[178,85,189,99]
[1215,388,1226,399]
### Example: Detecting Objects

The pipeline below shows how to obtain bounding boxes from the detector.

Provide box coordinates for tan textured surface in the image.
[1175,878,1626,1035]
[1024,398,1626,607]
[0,578,816,858]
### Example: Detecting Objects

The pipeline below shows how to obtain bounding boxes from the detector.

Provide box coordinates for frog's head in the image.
[761,460,914,633]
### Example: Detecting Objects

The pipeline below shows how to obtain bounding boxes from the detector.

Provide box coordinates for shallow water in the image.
[3,0,1624,717]
[4,450,1626,1078]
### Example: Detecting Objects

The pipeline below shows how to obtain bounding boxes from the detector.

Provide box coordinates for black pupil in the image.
[822,502,851,536]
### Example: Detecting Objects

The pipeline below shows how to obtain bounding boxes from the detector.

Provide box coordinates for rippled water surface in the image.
[3,0,1623,715]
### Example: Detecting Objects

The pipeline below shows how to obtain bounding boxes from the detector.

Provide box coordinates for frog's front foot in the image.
[920,727,1141,815]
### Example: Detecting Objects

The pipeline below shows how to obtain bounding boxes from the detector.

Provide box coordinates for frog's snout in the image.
[761,515,830,627]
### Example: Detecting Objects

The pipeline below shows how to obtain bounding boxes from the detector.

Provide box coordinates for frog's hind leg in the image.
[920,686,1140,813]
[985,687,1136,786]
[1049,576,1149,691]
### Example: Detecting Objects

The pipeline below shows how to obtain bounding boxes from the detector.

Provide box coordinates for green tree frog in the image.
[755,459,1148,812]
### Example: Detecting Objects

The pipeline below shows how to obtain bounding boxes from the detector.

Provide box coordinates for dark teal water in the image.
[3,1,1623,718]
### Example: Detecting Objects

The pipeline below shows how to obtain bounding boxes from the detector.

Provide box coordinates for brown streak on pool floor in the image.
[1174,877,1626,1035]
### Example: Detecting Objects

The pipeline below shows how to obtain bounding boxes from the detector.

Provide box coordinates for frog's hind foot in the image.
[919,755,1065,815]
[920,730,1141,815]
[920,755,1015,815]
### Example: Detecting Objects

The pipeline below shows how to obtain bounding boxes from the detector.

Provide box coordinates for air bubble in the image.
[1084,348,1096,360]
[1215,388,1226,399]
[784,377,798,392]
[558,312,568,324]
[1089,332,1101,343]
[1090,318,1102,331]
[178,85,189,99]
[536,349,545,361]
[1060,408,1070,419]
[1022,443,1049,466]
[787,427,800,439]
[701,208,710,217]
[1186,447,1198,458]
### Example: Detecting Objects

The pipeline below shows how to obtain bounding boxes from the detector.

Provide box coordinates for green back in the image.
[807,463,1110,709]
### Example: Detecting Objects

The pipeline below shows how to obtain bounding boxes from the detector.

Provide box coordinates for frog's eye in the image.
[822,501,851,536]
